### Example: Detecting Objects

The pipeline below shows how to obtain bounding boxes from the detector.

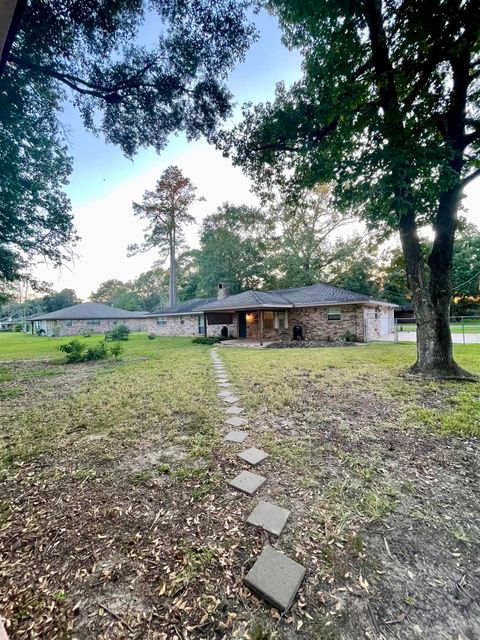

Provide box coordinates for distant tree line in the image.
[0,288,80,320]
[90,264,169,311]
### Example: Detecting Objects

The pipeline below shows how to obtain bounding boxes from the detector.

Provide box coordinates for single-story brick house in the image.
[149,283,396,343]
[29,302,148,337]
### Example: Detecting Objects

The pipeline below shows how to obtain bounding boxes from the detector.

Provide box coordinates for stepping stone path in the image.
[223,395,239,404]
[211,349,305,612]
[238,447,268,466]
[228,470,266,495]
[247,500,290,536]
[225,406,243,414]
[244,546,306,611]
[226,416,247,428]
[224,430,248,443]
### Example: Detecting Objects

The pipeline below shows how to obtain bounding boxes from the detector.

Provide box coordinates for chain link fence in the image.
[378,316,480,344]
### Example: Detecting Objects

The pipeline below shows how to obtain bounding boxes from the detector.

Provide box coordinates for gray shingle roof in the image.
[148,298,215,316]
[272,283,374,304]
[199,283,394,311]
[199,290,289,311]
[30,302,147,321]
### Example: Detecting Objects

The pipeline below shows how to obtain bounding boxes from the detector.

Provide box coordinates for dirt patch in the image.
[266,340,360,349]
[0,352,478,639]
[0,360,111,409]
[245,372,480,640]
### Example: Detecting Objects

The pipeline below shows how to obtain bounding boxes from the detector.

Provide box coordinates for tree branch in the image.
[8,54,163,103]
[461,167,480,187]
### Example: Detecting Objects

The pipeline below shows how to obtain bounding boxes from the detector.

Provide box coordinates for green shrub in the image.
[147,332,156,340]
[192,336,220,345]
[58,340,123,363]
[341,330,357,342]
[84,341,109,361]
[109,342,124,358]
[57,339,87,363]
[80,328,92,337]
[14,323,23,332]
[105,324,130,341]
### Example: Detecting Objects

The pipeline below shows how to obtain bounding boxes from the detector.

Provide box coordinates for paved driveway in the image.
[378,331,480,344]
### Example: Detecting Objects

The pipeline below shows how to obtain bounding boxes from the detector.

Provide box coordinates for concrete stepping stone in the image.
[228,470,266,495]
[223,395,239,404]
[218,390,232,398]
[238,447,268,466]
[247,500,290,536]
[225,405,244,414]
[224,430,248,443]
[244,546,306,611]
[219,383,231,388]
[226,416,247,427]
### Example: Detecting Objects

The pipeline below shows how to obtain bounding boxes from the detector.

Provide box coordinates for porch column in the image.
[259,309,264,346]
[204,313,207,337]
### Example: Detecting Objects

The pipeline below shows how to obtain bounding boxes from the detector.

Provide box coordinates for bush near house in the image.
[105,324,130,341]
[57,339,123,363]
[192,336,220,345]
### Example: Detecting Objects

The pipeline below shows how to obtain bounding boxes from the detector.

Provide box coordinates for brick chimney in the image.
[217,283,229,300]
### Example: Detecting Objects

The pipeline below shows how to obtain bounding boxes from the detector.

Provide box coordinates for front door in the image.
[238,312,247,338]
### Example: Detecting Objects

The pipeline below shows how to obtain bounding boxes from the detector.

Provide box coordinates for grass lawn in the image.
[0,334,479,639]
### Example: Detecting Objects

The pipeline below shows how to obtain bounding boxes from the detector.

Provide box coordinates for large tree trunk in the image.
[399,199,474,380]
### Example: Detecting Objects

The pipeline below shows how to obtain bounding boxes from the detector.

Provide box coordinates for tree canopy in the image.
[90,265,169,311]
[222,0,480,378]
[1,0,255,292]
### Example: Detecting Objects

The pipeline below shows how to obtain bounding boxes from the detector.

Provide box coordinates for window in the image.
[274,310,288,330]
[198,314,205,335]
[64,320,72,327]
[264,311,274,329]
[327,306,341,321]
[87,319,101,325]
[113,320,118,325]
[157,317,167,326]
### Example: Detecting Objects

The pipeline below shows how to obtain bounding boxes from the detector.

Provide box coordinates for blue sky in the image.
[33,9,303,298]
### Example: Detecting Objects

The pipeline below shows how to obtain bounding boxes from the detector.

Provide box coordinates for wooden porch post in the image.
[204,313,207,337]
[259,309,264,346]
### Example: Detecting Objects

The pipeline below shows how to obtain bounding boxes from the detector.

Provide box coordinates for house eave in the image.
[148,311,201,317]
[290,300,398,309]
[200,303,293,312]
[200,299,397,312]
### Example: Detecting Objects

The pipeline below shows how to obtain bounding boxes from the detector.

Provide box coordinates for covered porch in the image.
[205,307,292,345]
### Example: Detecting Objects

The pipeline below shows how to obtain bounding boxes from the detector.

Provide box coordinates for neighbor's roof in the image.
[28,302,147,321]
[148,298,215,316]
[199,283,396,311]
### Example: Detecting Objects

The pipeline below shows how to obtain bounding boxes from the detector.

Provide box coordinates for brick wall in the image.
[146,315,201,337]
[146,314,237,338]
[245,305,367,342]
[43,318,148,337]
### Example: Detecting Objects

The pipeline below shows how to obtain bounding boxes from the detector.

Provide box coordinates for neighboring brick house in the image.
[29,302,148,337]
[197,283,396,343]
